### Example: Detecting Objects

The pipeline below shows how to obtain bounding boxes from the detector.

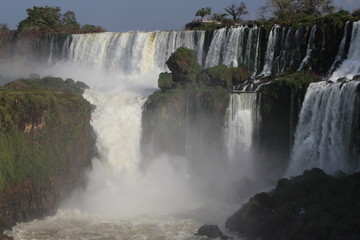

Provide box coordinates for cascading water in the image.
[204,26,263,71]
[331,20,360,80]
[261,25,280,76]
[329,21,350,74]
[225,93,257,161]
[297,25,317,71]
[6,21,359,238]
[10,30,249,239]
[287,81,360,176]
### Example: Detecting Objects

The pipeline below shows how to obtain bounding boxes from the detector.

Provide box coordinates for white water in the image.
[329,22,350,74]
[261,25,280,76]
[331,21,360,80]
[225,93,257,161]
[287,81,360,176]
[8,30,248,239]
[297,25,317,71]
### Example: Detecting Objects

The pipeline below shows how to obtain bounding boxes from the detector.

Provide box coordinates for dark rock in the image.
[295,168,330,182]
[333,170,347,178]
[337,77,347,82]
[352,75,360,80]
[275,178,290,191]
[226,169,360,240]
[196,224,228,239]
[0,233,13,240]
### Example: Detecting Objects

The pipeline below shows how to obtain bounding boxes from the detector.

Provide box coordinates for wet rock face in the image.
[226,168,360,240]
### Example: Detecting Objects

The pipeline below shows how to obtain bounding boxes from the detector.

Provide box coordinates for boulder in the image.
[196,224,228,239]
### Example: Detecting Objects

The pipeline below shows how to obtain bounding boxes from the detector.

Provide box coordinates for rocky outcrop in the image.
[226,168,360,240]
[0,77,95,232]
[142,48,230,166]
[195,224,228,239]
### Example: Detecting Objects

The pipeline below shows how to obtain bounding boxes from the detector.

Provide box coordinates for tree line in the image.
[190,0,360,28]
[0,6,105,33]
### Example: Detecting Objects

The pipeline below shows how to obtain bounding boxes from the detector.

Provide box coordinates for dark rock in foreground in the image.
[226,168,360,240]
[196,224,228,239]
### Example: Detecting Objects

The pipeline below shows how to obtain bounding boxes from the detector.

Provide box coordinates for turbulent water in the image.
[287,20,360,176]
[331,21,360,80]
[4,20,360,239]
[287,81,360,176]
[225,93,257,162]
[9,30,248,240]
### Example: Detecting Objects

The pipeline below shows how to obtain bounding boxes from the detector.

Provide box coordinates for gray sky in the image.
[1,0,359,32]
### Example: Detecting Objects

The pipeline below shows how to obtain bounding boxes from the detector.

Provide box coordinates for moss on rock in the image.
[197,65,232,89]
[158,72,173,91]
[165,47,202,83]
[0,76,95,231]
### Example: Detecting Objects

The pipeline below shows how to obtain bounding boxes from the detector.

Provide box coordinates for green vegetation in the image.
[16,6,105,33]
[261,71,318,113]
[158,72,173,91]
[186,1,360,30]
[195,7,212,21]
[197,65,233,88]
[6,76,89,94]
[165,47,202,83]
[159,48,252,91]
[262,0,335,22]
[0,77,92,191]
[224,2,248,23]
[276,71,317,93]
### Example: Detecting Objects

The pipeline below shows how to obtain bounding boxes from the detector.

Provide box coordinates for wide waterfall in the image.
[4,20,360,239]
[10,29,257,239]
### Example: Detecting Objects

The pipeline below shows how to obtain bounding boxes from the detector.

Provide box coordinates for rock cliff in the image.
[0,76,95,232]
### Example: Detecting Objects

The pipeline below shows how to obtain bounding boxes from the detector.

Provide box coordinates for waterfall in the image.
[204,28,227,67]
[331,20,360,80]
[287,81,360,176]
[222,27,247,67]
[261,25,280,76]
[225,93,258,175]
[329,22,350,74]
[272,27,305,74]
[204,26,262,70]
[297,25,317,71]
[68,30,206,74]
[243,26,262,74]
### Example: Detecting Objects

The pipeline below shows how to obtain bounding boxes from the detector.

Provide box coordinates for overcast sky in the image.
[1,0,359,32]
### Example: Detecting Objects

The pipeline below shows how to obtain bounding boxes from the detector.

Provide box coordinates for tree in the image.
[81,24,106,33]
[17,6,62,31]
[0,24,9,31]
[195,7,212,21]
[212,13,228,22]
[61,11,80,31]
[262,0,335,21]
[352,8,360,19]
[224,2,249,23]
